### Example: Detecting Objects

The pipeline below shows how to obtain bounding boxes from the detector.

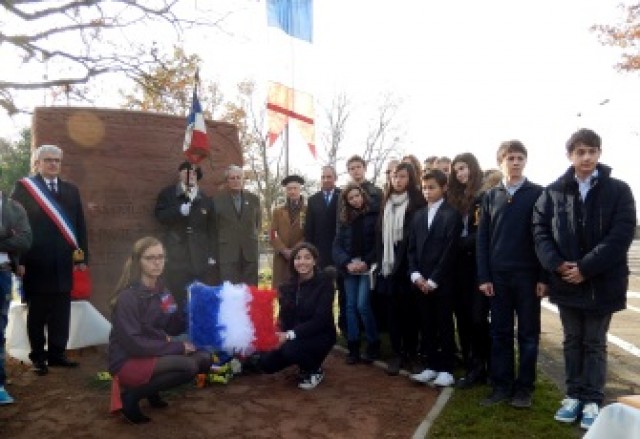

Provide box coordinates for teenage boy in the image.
[476,140,547,408]
[408,170,462,387]
[346,155,383,214]
[533,128,636,430]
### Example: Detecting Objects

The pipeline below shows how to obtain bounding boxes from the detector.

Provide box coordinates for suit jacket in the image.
[270,201,307,287]
[154,183,214,276]
[407,201,462,292]
[11,174,88,295]
[304,188,340,268]
[211,190,261,264]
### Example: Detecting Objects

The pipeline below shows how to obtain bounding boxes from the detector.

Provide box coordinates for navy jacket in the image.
[533,164,636,313]
[304,188,340,268]
[333,210,378,274]
[476,179,543,284]
[408,201,463,292]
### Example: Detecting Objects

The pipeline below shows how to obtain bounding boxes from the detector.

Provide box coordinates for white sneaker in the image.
[580,402,599,430]
[298,369,324,390]
[432,371,455,387]
[410,368,437,384]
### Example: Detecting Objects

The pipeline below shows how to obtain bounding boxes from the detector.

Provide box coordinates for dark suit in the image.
[304,188,340,269]
[155,184,215,305]
[408,201,462,372]
[211,190,261,285]
[11,174,89,364]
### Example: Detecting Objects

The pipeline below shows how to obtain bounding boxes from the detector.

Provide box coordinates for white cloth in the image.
[6,300,112,364]
[381,192,408,276]
[179,202,191,216]
[584,402,640,439]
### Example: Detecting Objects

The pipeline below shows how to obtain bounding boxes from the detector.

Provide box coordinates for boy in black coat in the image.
[533,128,636,430]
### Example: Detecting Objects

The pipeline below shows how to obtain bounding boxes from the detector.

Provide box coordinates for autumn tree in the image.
[0,0,228,115]
[593,3,640,71]
[0,128,31,193]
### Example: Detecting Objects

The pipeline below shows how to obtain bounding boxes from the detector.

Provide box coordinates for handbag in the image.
[71,267,92,300]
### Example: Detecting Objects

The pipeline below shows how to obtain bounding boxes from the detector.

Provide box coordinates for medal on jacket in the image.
[73,248,85,263]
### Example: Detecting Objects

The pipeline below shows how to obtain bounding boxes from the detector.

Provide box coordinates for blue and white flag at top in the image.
[267,0,313,43]
[183,85,209,164]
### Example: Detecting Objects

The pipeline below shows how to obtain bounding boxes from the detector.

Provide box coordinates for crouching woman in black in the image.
[108,236,210,424]
[259,242,337,390]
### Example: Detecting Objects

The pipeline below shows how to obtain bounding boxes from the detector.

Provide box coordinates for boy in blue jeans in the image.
[533,128,636,429]
[476,140,547,408]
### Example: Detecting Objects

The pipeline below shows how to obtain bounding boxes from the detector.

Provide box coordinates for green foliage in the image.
[0,129,31,194]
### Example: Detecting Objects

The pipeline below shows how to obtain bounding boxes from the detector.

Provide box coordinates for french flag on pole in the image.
[266,0,316,158]
[183,76,210,164]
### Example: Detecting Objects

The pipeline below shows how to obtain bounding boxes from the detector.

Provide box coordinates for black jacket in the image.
[0,192,32,271]
[11,175,88,295]
[278,273,336,341]
[533,164,636,313]
[476,178,543,284]
[408,201,463,292]
[304,188,340,268]
[333,209,378,274]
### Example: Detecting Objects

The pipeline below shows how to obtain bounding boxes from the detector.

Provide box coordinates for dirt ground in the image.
[0,347,437,438]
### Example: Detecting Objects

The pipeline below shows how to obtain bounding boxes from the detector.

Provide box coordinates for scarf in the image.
[381,192,409,276]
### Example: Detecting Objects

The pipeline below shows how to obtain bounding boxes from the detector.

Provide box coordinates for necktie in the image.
[324,192,330,205]
[49,181,57,194]
[233,195,241,213]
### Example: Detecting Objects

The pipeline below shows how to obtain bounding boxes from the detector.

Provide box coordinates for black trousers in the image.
[259,333,336,374]
[379,274,419,358]
[26,292,71,363]
[417,289,456,372]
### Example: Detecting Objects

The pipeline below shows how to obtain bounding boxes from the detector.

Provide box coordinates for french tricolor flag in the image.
[266,0,316,158]
[183,85,209,164]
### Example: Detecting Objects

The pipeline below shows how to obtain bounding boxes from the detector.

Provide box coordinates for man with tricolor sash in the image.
[11,144,89,376]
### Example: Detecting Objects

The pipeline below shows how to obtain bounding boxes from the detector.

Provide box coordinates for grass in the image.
[429,373,583,438]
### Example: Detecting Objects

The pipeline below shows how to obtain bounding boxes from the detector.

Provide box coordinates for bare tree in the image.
[0,0,229,115]
[361,93,404,184]
[320,92,350,169]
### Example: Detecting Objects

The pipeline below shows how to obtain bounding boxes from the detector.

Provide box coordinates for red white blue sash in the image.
[19,177,79,250]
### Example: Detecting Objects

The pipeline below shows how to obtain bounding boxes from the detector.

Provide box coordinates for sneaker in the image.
[298,369,324,390]
[580,402,599,430]
[554,397,582,423]
[480,389,511,407]
[432,371,455,387]
[0,387,15,404]
[410,368,437,384]
[510,389,532,409]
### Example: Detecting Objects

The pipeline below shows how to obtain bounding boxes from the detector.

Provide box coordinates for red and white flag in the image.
[266,0,316,158]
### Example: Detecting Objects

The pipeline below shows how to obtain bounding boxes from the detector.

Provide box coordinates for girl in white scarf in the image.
[381,192,408,276]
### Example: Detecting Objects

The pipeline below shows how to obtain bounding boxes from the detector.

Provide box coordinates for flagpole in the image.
[284,120,290,176]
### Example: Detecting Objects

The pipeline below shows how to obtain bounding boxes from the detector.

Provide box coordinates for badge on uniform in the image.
[73,248,85,262]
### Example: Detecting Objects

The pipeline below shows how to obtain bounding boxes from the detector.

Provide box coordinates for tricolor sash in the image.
[19,177,84,261]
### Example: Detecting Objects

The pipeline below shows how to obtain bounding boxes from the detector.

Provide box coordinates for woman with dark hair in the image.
[108,236,210,424]
[333,183,379,364]
[401,154,423,188]
[259,242,336,390]
[377,162,427,375]
[447,153,491,389]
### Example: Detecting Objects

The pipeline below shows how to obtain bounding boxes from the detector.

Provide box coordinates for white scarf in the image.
[381,192,409,276]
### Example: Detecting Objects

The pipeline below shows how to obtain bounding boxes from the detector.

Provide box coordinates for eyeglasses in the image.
[141,255,165,262]
[42,157,61,163]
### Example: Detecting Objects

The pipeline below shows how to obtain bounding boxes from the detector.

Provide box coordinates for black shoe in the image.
[456,369,486,389]
[345,353,360,365]
[48,356,79,368]
[361,342,380,364]
[147,393,169,409]
[510,389,532,409]
[32,361,48,376]
[346,341,360,365]
[480,389,511,407]
[386,356,401,376]
[121,392,151,424]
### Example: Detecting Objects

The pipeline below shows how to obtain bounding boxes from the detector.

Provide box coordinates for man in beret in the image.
[270,175,306,288]
[154,161,215,306]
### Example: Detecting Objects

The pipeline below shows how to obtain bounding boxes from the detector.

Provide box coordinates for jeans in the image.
[489,270,541,393]
[0,271,12,386]
[558,305,612,405]
[343,274,379,344]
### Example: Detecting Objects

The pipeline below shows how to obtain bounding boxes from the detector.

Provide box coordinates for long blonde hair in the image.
[109,236,163,310]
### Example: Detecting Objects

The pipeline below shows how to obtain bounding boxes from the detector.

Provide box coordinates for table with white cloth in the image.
[6,300,111,364]
[584,402,640,439]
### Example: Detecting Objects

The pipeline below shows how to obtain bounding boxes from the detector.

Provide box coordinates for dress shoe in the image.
[147,393,169,409]
[121,391,151,424]
[48,357,79,368]
[456,368,486,389]
[32,361,49,376]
